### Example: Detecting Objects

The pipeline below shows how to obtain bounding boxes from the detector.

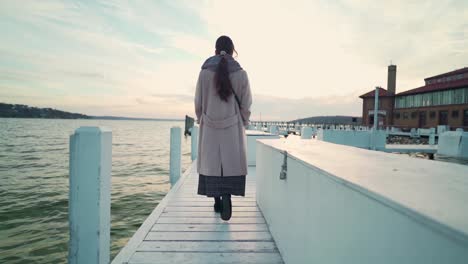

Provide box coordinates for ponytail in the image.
[215,55,233,102]
[214,35,236,102]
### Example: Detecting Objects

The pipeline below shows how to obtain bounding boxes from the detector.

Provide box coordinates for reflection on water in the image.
[0,118,191,264]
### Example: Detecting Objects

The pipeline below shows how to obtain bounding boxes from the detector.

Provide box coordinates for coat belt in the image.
[201,113,239,129]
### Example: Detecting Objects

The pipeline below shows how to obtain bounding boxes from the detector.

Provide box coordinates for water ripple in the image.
[0,118,191,264]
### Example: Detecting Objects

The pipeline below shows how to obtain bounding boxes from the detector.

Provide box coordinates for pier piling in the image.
[69,127,112,264]
[169,127,182,187]
[371,87,379,150]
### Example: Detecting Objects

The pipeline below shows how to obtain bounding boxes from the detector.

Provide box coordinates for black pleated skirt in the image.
[197,174,246,197]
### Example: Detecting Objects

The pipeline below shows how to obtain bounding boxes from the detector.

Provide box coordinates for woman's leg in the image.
[220,194,232,221]
[214,197,221,212]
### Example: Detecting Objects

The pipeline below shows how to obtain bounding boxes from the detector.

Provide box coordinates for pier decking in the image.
[112,162,284,264]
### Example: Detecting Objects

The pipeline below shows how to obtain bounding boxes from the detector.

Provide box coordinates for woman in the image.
[195,35,252,221]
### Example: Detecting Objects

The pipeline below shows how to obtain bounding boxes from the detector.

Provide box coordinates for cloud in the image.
[251,92,363,121]
[1,0,467,120]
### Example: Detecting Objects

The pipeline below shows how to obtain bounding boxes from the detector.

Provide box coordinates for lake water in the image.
[0,118,192,264]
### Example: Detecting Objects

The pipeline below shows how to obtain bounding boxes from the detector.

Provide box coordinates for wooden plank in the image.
[167,201,257,207]
[176,191,256,195]
[111,162,195,264]
[182,183,257,186]
[156,217,265,224]
[164,206,260,212]
[151,223,269,232]
[129,252,283,264]
[181,186,257,190]
[145,231,273,241]
[181,188,256,191]
[161,211,262,218]
[170,198,257,202]
[113,163,284,264]
[172,195,256,199]
[136,241,277,252]
[183,182,255,185]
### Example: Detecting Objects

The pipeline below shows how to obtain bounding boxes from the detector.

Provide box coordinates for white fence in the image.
[256,138,468,264]
[438,131,468,159]
[316,129,387,150]
[246,130,280,166]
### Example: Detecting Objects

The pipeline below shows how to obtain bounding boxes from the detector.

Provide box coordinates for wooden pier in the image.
[112,162,284,264]
[68,127,467,264]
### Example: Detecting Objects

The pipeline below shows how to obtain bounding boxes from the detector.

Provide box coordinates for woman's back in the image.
[196,69,250,122]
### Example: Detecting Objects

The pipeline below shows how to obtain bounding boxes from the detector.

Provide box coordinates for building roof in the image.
[359,67,468,99]
[424,67,468,81]
[359,87,394,98]
[397,78,468,96]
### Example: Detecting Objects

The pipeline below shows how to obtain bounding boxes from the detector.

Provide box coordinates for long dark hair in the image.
[215,36,237,102]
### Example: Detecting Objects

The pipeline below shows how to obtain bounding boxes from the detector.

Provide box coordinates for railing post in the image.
[429,133,436,145]
[191,125,199,161]
[170,127,181,186]
[270,125,278,135]
[69,127,112,264]
[372,87,379,150]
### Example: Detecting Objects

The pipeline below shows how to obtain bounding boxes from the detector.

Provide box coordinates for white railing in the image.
[256,137,468,264]
[317,128,387,150]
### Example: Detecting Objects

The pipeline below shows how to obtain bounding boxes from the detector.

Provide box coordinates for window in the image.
[394,87,468,109]
[419,111,427,127]
[452,110,459,118]
[411,112,417,119]
[407,96,414,108]
[433,92,441,106]
[395,97,406,109]
[414,94,422,107]
[439,111,448,125]
[429,111,436,119]
[465,88,468,103]
[464,109,468,126]
[395,112,401,119]
[454,89,464,104]
[441,90,452,105]
[422,93,432,106]
[403,112,409,119]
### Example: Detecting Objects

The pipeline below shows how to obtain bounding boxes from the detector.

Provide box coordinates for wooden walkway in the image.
[112,162,284,264]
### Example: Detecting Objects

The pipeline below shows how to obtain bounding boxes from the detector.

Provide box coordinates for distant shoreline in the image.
[90,116,184,121]
[0,116,184,122]
[0,103,183,121]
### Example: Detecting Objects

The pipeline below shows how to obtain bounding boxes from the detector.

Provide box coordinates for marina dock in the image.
[68,127,468,264]
[111,162,284,264]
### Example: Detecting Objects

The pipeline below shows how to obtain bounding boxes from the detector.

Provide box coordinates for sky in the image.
[0,0,467,120]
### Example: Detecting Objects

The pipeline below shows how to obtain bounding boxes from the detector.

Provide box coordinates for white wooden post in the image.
[170,127,181,186]
[69,127,111,264]
[270,125,278,135]
[301,127,313,139]
[429,133,436,145]
[372,87,379,150]
[191,125,199,161]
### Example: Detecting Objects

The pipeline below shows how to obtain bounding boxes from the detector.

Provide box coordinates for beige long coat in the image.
[195,69,252,176]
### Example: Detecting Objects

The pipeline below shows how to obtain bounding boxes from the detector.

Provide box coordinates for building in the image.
[360,66,468,130]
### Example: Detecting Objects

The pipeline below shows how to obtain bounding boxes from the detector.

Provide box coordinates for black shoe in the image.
[221,194,232,221]
[214,197,221,213]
